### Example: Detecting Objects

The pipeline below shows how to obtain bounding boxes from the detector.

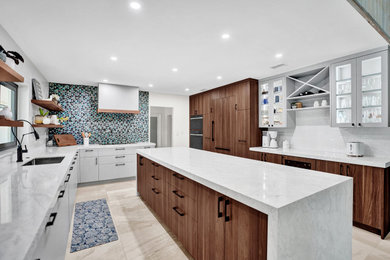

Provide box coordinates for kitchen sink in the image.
[23,156,65,166]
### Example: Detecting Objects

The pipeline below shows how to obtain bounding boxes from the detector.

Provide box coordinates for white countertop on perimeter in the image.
[136,147,351,213]
[0,142,154,260]
[249,147,390,168]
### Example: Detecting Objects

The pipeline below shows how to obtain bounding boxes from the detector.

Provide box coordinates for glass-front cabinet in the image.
[259,78,289,128]
[331,50,388,127]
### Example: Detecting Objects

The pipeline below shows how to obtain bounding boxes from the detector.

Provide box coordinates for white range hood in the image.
[98,83,139,114]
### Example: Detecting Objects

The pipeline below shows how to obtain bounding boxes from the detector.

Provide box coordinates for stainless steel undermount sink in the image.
[22,156,65,166]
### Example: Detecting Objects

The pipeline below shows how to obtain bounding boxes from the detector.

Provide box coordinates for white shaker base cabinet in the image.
[79,156,99,183]
[78,144,154,183]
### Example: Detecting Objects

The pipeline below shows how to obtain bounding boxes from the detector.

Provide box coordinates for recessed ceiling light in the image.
[110,56,118,61]
[217,76,222,80]
[129,2,141,10]
[275,53,283,59]
[221,33,230,39]
[185,88,190,91]
[148,84,153,87]
[172,68,178,72]
[103,79,108,83]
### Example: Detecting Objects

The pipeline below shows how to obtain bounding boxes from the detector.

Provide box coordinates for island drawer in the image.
[167,171,197,200]
[167,183,197,220]
[167,199,197,258]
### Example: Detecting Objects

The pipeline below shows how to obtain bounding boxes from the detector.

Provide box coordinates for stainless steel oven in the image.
[190,115,203,150]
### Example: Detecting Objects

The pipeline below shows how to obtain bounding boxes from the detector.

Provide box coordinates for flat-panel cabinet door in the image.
[79,157,99,183]
[214,97,234,154]
[224,199,267,260]
[197,185,225,260]
[331,59,357,127]
[356,51,388,127]
[234,109,249,158]
[68,165,78,220]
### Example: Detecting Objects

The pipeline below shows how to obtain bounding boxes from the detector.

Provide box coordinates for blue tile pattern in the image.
[70,198,118,253]
[48,82,149,144]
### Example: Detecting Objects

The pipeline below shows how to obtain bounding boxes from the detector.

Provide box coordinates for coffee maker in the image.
[268,131,278,148]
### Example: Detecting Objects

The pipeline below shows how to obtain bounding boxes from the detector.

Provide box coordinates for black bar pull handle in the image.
[225,199,230,222]
[139,156,144,166]
[212,121,215,141]
[46,212,57,227]
[172,190,184,198]
[151,188,160,194]
[115,155,126,159]
[151,175,159,181]
[152,162,160,167]
[115,147,126,151]
[346,165,350,177]
[173,206,185,216]
[173,173,185,180]
[64,174,70,183]
[58,190,65,198]
[217,196,223,218]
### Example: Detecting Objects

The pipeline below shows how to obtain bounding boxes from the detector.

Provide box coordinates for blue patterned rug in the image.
[70,198,118,252]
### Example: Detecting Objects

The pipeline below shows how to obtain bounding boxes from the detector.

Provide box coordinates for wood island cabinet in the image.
[137,154,267,259]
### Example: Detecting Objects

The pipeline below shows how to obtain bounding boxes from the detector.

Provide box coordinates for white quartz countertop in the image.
[0,142,154,260]
[249,147,390,168]
[136,147,351,214]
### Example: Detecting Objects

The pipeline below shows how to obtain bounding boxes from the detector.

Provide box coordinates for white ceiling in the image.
[0,0,387,95]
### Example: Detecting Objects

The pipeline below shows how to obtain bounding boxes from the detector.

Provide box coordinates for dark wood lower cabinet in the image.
[137,155,268,259]
[197,185,267,260]
[315,160,341,174]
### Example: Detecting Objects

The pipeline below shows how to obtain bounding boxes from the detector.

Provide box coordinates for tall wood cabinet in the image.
[190,78,261,159]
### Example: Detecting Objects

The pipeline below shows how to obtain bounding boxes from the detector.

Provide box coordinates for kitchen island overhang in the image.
[136,147,353,260]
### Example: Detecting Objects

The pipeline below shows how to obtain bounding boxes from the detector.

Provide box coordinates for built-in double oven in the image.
[190,115,203,150]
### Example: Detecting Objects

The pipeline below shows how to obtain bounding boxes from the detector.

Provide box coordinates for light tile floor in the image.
[65,180,390,260]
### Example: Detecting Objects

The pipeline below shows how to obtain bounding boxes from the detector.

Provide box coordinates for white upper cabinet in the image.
[331,50,388,127]
[98,83,139,113]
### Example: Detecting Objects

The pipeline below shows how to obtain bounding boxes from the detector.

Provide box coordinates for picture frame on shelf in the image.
[32,78,43,100]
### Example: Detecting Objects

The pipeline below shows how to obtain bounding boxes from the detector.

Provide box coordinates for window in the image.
[0,82,18,151]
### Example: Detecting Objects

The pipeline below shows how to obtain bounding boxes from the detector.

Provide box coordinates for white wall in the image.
[149,92,189,147]
[277,109,390,157]
[0,25,49,149]
[150,106,173,147]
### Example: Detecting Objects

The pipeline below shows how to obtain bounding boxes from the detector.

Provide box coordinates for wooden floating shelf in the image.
[0,116,23,127]
[31,99,64,111]
[32,124,64,128]
[0,60,24,82]
[287,105,330,112]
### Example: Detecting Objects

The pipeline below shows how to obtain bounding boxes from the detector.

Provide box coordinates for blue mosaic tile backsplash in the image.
[48,82,149,145]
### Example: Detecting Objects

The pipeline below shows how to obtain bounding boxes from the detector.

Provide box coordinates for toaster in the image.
[346,142,364,157]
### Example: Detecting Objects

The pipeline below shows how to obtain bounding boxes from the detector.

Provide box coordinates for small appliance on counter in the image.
[262,131,270,147]
[268,131,278,148]
[346,142,364,157]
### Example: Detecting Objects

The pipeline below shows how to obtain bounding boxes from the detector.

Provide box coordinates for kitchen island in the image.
[136,147,353,260]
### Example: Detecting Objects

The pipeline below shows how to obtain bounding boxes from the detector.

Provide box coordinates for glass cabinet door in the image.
[259,82,270,127]
[331,59,357,127]
[271,79,285,127]
[357,51,388,127]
